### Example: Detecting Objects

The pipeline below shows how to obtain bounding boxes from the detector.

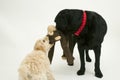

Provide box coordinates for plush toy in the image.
[47,25,74,65]
[47,25,61,44]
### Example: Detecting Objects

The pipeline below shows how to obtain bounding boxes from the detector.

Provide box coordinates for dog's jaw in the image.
[34,36,54,54]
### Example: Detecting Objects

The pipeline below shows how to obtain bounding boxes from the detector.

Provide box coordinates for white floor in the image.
[0,0,120,80]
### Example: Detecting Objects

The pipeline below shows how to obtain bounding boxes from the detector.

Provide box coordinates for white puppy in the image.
[18,36,55,80]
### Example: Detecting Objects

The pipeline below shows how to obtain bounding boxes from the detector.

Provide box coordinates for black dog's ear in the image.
[71,10,83,26]
[54,10,68,33]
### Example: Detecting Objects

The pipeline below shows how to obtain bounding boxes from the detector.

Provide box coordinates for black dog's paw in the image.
[86,58,92,62]
[95,71,103,78]
[77,69,85,75]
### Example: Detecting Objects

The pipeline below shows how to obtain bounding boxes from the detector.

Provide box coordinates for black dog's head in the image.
[54,9,83,34]
[47,25,61,44]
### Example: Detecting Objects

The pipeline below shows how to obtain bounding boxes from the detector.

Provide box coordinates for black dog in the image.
[53,9,107,78]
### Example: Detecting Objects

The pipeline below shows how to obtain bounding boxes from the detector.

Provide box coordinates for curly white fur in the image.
[18,36,55,80]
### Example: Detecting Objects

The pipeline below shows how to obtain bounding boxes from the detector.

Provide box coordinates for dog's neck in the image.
[74,11,87,36]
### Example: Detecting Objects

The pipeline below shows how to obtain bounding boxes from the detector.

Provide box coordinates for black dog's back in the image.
[55,9,107,49]
[80,11,107,49]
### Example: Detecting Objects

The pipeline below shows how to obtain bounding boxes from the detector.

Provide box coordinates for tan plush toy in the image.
[47,25,61,44]
[47,25,74,65]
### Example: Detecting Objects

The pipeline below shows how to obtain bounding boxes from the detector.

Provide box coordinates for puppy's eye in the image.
[43,40,45,42]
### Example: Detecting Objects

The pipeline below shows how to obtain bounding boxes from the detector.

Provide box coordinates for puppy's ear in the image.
[34,40,46,53]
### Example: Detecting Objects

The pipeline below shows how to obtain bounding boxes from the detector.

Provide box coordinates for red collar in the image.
[74,11,87,36]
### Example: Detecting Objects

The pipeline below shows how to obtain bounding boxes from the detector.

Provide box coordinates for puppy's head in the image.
[47,25,61,44]
[34,36,53,53]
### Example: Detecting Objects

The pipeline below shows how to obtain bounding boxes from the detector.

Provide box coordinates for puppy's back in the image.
[18,51,50,80]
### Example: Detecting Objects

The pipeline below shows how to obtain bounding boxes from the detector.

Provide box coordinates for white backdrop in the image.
[0,0,120,80]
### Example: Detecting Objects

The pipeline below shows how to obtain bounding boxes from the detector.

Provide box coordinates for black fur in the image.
[54,9,107,78]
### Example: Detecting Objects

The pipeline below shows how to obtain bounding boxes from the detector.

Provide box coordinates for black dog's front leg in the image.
[77,46,85,75]
[93,45,103,78]
[86,50,92,62]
